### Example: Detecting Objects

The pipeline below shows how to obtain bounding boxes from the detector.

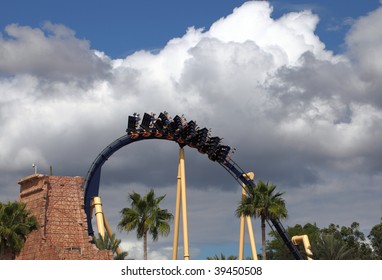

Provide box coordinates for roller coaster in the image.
[83,112,304,260]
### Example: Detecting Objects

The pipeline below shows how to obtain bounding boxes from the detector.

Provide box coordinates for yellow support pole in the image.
[292,235,313,260]
[239,172,258,260]
[172,161,182,260]
[103,214,122,255]
[246,216,258,260]
[179,147,190,260]
[239,184,246,260]
[91,196,123,256]
[92,196,105,238]
[238,211,245,260]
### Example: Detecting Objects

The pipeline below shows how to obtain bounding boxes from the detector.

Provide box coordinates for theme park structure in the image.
[83,112,310,260]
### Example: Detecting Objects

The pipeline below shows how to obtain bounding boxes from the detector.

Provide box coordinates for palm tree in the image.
[236,180,287,260]
[94,233,128,260]
[0,201,38,259]
[313,233,354,260]
[118,189,173,260]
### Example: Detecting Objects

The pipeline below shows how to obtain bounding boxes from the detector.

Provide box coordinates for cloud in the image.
[209,1,330,63]
[345,6,382,106]
[0,22,110,81]
[326,17,355,32]
[1,1,382,258]
[119,240,173,260]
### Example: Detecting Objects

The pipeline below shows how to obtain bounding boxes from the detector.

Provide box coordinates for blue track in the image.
[83,114,303,259]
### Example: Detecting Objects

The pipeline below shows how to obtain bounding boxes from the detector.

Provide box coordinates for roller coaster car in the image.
[140,113,152,131]
[126,115,138,133]
[154,118,164,131]
[129,132,141,139]
[205,137,221,160]
[185,121,197,141]
[167,121,177,136]
[215,145,231,163]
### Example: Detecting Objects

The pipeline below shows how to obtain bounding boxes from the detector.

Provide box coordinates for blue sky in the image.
[1,0,380,57]
[1,0,382,260]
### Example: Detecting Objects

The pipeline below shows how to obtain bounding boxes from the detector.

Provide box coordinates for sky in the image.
[1,0,382,260]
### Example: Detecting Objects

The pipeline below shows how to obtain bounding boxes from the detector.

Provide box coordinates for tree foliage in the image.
[267,221,377,260]
[313,233,354,260]
[206,253,238,260]
[94,233,128,260]
[0,201,38,259]
[118,189,173,260]
[319,222,374,259]
[368,218,382,259]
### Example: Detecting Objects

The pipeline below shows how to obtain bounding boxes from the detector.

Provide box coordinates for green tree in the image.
[206,253,238,260]
[267,221,375,260]
[94,233,128,260]
[118,189,173,260]
[0,201,38,259]
[368,218,382,259]
[236,180,287,260]
[313,233,354,260]
[321,222,374,259]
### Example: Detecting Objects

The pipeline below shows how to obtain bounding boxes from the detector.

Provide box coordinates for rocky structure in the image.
[16,174,112,260]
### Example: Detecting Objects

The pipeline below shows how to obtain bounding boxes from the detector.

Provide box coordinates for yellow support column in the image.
[103,214,122,255]
[292,235,313,260]
[92,196,123,256]
[172,161,182,260]
[179,147,190,260]
[246,216,258,260]
[239,172,258,260]
[238,214,245,259]
[92,196,105,238]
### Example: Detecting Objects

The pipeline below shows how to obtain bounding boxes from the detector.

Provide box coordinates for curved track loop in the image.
[83,112,303,259]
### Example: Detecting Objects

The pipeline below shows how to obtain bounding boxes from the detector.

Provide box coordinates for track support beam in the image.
[91,196,122,256]
[238,172,258,260]
[172,147,190,260]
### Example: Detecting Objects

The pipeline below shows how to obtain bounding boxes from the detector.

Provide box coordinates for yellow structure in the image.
[92,196,105,238]
[172,147,190,260]
[238,172,258,260]
[91,196,122,255]
[91,152,260,261]
[90,147,191,260]
[292,235,313,260]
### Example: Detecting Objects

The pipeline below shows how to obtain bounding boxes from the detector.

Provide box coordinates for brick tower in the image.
[16,174,112,260]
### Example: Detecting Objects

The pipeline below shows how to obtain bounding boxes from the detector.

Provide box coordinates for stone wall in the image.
[16,174,112,260]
